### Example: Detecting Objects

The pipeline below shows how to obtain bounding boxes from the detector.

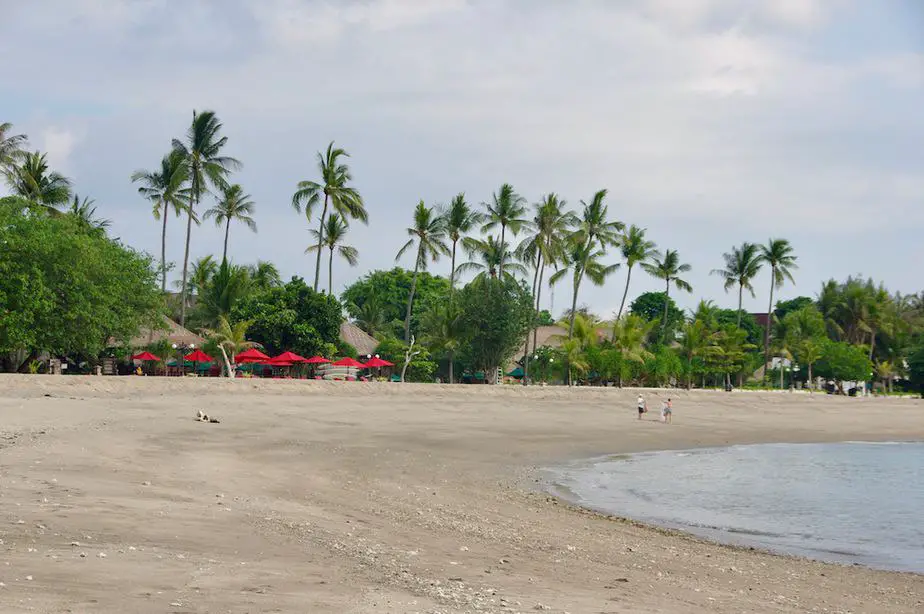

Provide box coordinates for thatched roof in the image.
[340,321,378,356]
[113,315,205,349]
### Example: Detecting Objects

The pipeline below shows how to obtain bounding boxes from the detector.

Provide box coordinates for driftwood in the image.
[400,335,421,383]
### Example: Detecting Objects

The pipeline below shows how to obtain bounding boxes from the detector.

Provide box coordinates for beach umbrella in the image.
[184,349,213,363]
[131,351,161,362]
[363,357,394,368]
[235,348,270,363]
[331,357,365,368]
[304,355,331,364]
[506,367,524,379]
[271,351,308,363]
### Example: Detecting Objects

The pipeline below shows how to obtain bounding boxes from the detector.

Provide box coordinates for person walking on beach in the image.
[660,398,673,424]
[637,394,647,419]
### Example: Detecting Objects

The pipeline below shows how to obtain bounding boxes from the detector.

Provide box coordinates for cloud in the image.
[2,0,922,314]
[38,127,81,177]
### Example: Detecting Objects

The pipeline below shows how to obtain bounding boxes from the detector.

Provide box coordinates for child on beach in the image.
[660,398,672,424]
[637,394,647,419]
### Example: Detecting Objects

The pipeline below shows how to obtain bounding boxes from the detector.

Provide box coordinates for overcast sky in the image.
[2,0,922,317]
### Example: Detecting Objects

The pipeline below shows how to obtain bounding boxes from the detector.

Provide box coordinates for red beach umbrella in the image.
[131,351,161,362]
[184,349,213,363]
[267,359,294,367]
[271,351,308,364]
[363,357,394,368]
[304,355,331,364]
[331,357,366,368]
[235,348,270,363]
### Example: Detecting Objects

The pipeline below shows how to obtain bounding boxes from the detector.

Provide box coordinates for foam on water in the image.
[547,442,924,573]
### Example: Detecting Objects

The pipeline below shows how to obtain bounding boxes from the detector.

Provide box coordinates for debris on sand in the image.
[194,411,220,424]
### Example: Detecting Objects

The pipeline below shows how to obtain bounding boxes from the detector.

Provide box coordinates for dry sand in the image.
[0,375,921,613]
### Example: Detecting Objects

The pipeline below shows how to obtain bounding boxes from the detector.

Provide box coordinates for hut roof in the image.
[340,321,378,356]
[112,315,205,349]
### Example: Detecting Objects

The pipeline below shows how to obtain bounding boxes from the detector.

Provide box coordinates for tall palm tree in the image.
[306,213,359,296]
[551,237,619,340]
[616,225,658,320]
[205,184,256,262]
[171,110,241,327]
[0,122,27,175]
[439,193,483,294]
[458,235,527,281]
[131,150,190,293]
[396,201,449,342]
[758,238,797,371]
[248,261,282,292]
[6,151,72,209]
[175,255,218,301]
[68,194,110,233]
[711,242,763,328]
[642,249,693,341]
[481,183,527,279]
[612,314,656,387]
[292,141,366,292]
[197,260,252,328]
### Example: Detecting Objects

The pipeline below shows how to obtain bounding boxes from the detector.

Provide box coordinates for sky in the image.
[2,0,923,318]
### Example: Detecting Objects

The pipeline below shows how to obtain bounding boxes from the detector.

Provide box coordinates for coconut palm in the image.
[711,242,763,328]
[292,141,366,292]
[691,299,720,329]
[247,261,281,292]
[551,237,619,340]
[439,193,483,294]
[6,151,72,209]
[203,315,260,378]
[458,235,527,281]
[175,255,218,300]
[68,194,110,233]
[204,184,256,263]
[0,122,27,175]
[481,183,527,279]
[611,314,656,387]
[171,110,241,327]
[197,260,252,328]
[351,293,388,338]
[615,225,658,320]
[574,189,623,251]
[642,249,693,341]
[758,238,797,371]
[131,150,190,293]
[421,302,464,384]
[306,213,359,296]
[678,318,713,388]
[396,201,449,342]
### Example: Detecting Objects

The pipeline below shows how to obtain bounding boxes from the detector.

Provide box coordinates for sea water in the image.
[547,442,924,573]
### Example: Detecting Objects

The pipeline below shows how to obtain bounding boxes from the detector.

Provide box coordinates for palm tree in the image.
[616,225,658,320]
[205,184,256,262]
[711,242,763,328]
[6,151,72,209]
[758,238,797,372]
[171,110,241,327]
[551,237,619,343]
[175,255,218,300]
[0,122,27,175]
[421,302,464,384]
[197,260,252,328]
[306,213,359,296]
[292,141,366,292]
[395,201,449,342]
[691,299,720,329]
[440,193,483,294]
[203,315,260,378]
[351,293,388,338]
[248,261,282,292]
[678,318,712,388]
[457,235,527,281]
[642,249,693,341]
[612,314,656,387]
[68,194,110,233]
[481,183,527,279]
[131,150,190,293]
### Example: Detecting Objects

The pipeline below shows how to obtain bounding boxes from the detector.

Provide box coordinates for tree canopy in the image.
[342,267,450,338]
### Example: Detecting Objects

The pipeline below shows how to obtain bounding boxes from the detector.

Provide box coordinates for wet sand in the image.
[0,375,921,613]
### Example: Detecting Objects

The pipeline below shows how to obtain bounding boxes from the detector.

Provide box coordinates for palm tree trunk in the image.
[617,264,633,321]
[448,349,454,384]
[404,253,421,343]
[499,223,506,279]
[807,362,813,391]
[179,194,195,327]
[328,247,334,296]
[534,261,545,354]
[222,219,230,263]
[312,194,329,292]
[523,253,542,386]
[568,272,583,338]
[661,280,670,343]
[160,204,169,294]
[868,330,876,361]
[764,273,774,375]
[737,283,744,328]
[449,239,457,297]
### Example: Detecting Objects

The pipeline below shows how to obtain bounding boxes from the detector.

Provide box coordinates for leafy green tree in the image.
[814,340,873,393]
[616,224,658,320]
[5,151,72,209]
[306,213,358,296]
[0,199,161,371]
[396,201,449,342]
[457,276,533,383]
[642,249,692,341]
[231,277,342,358]
[482,183,527,279]
[374,336,437,382]
[629,292,686,339]
[292,141,366,292]
[205,184,256,262]
[678,318,713,388]
[131,149,190,293]
[537,310,554,326]
[712,242,763,328]
[440,193,483,294]
[714,309,763,348]
[782,304,827,388]
[171,110,241,326]
[759,239,798,371]
[342,268,450,338]
[906,342,924,397]
[644,345,683,387]
[774,296,814,322]
[611,314,655,386]
[704,324,756,389]
[420,302,464,383]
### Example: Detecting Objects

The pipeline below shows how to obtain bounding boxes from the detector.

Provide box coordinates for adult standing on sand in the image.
[637,394,647,419]
[661,398,673,424]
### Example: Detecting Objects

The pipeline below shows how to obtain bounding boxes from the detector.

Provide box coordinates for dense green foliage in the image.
[814,341,873,391]
[342,268,450,338]
[629,292,685,338]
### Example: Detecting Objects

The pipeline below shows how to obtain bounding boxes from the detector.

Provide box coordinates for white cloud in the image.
[39,127,81,176]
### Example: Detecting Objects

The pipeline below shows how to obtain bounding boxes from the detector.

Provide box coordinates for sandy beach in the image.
[0,375,921,613]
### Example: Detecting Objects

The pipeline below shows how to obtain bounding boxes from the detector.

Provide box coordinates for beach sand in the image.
[0,375,921,613]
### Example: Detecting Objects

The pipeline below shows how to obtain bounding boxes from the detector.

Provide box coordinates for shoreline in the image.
[1,375,922,613]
